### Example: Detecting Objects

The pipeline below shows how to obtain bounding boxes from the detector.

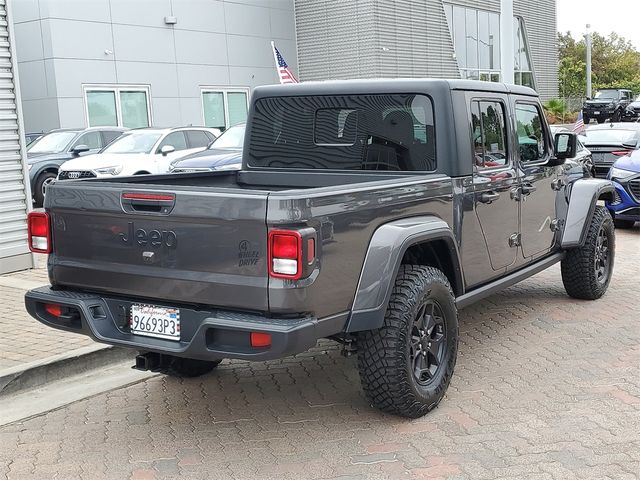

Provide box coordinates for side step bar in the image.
[455,252,565,309]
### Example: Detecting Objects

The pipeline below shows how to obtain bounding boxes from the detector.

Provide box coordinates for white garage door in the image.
[0,0,33,274]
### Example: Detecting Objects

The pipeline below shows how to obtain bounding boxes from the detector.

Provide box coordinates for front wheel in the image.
[357,265,458,418]
[611,110,622,122]
[561,206,615,300]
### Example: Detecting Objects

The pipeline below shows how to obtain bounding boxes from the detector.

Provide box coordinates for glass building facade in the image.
[443,3,535,88]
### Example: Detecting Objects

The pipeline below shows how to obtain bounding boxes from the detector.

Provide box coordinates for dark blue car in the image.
[170,124,245,173]
[607,149,640,228]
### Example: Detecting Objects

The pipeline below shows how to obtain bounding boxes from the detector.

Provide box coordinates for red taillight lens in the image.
[45,303,62,317]
[272,234,298,259]
[27,212,51,253]
[250,332,272,348]
[268,230,302,279]
[612,150,632,156]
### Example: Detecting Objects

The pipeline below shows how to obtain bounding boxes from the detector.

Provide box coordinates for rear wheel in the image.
[34,171,57,207]
[357,265,458,418]
[561,206,614,300]
[597,117,605,124]
[583,114,590,125]
[162,357,221,378]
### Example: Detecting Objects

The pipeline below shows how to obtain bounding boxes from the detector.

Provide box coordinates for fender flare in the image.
[345,216,463,332]
[561,178,615,248]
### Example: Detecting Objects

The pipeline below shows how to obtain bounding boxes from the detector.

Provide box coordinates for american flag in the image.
[271,41,298,84]
[572,111,585,133]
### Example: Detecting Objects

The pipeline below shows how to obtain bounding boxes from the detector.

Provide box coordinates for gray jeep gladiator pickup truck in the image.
[25,79,615,418]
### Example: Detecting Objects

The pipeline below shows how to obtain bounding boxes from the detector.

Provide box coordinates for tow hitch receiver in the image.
[133,352,167,372]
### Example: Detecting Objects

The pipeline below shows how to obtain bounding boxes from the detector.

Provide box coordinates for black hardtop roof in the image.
[252,78,538,99]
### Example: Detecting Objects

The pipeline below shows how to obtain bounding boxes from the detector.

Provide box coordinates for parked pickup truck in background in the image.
[25,79,616,418]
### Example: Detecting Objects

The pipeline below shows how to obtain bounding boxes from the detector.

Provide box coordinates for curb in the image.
[0,344,136,397]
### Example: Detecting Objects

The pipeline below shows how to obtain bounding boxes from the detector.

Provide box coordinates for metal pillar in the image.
[585,24,592,99]
[500,0,514,84]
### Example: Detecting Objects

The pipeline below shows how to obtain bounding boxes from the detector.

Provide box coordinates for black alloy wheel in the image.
[410,299,447,386]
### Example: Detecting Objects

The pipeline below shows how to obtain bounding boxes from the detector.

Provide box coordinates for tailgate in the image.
[47,182,269,311]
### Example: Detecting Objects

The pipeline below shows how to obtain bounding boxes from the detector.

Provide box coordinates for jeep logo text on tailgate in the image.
[119,221,177,249]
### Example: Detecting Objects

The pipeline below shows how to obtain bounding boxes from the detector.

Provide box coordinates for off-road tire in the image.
[162,357,221,378]
[561,206,614,300]
[34,171,57,207]
[612,109,622,122]
[357,265,458,418]
[614,218,636,229]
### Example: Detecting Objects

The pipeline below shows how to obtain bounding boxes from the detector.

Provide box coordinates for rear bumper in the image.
[24,286,347,362]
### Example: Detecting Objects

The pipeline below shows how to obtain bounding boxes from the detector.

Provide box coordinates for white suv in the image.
[58,127,219,180]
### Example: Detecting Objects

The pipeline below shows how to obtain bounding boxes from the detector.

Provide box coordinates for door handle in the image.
[520,184,537,195]
[479,191,500,204]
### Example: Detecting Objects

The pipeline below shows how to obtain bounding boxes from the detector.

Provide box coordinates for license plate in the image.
[593,111,600,115]
[130,304,180,340]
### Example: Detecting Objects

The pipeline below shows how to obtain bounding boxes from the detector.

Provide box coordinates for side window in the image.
[186,130,213,149]
[471,100,508,169]
[157,132,188,152]
[102,130,123,146]
[72,131,102,149]
[515,103,547,163]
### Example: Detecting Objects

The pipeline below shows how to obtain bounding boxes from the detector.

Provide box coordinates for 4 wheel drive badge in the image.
[68,171,81,179]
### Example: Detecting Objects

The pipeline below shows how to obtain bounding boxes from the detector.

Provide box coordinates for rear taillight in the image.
[268,228,317,280]
[269,230,303,279]
[612,150,633,156]
[27,212,51,253]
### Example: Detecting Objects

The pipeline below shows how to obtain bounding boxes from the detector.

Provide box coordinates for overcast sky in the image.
[557,0,640,49]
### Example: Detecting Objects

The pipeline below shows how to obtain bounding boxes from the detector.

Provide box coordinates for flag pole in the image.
[270,41,281,84]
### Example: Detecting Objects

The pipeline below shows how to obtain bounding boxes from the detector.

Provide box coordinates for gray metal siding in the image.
[295,0,557,100]
[514,0,557,100]
[294,0,378,81]
[0,0,33,273]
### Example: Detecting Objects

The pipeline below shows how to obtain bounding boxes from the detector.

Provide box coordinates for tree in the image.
[558,31,640,99]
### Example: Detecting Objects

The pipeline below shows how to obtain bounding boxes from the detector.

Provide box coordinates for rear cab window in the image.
[247,94,436,171]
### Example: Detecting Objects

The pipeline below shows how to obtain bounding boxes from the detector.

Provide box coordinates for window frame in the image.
[469,97,510,172]
[514,100,551,166]
[200,86,250,130]
[83,84,152,128]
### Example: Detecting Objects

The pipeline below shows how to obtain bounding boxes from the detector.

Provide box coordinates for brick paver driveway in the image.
[1,228,639,480]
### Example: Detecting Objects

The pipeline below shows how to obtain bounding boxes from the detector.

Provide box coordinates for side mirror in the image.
[160,145,175,156]
[550,132,577,165]
[71,144,90,156]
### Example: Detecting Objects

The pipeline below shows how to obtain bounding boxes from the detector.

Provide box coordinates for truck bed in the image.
[45,170,453,319]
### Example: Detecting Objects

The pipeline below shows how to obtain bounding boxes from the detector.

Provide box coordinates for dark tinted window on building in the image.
[248,94,436,171]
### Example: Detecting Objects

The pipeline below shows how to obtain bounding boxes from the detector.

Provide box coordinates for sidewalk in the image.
[0,255,95,371]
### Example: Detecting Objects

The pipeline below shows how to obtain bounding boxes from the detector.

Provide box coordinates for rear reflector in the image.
[45,303,62,317]
[122,192,175,201]
[250,332,272,348]
[27,212,51,253]
[268,230,302,279]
